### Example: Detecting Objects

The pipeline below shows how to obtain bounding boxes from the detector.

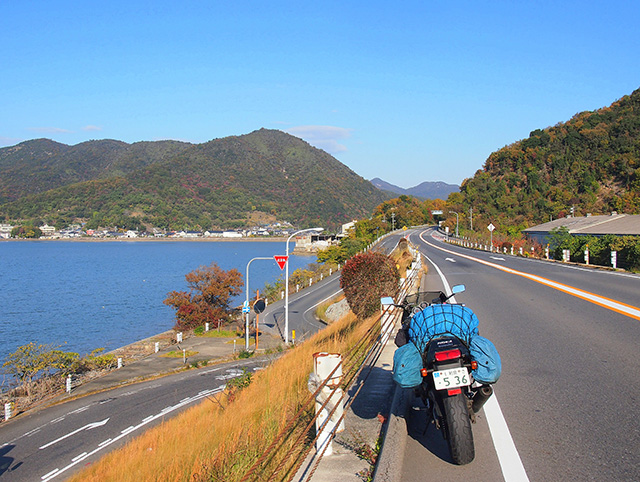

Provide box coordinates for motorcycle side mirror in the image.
[451,284,466,294]
[380,296,395,306]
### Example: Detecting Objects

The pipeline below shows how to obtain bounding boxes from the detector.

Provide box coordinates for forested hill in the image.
[460,87,640,228]
[0,138,192,203]
[0,129,389,230]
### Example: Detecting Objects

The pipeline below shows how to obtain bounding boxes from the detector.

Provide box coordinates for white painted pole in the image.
[155,342,160,353]
[4,402,12,421]
[66,374,72,393]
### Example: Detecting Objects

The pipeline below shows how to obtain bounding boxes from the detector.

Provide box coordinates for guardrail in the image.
[239,247,422,482]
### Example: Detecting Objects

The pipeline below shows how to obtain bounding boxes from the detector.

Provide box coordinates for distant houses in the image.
[0,221,310,240]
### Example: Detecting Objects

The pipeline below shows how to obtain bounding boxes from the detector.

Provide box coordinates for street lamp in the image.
[451,211,459,238]
[284,227,323,344]
[245,257,272,350]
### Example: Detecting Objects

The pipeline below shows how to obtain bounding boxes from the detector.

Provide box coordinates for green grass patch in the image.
[196,329,241,338]
[161,350,198,358]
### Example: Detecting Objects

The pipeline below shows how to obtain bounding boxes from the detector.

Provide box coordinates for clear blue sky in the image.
[2,1,639,186]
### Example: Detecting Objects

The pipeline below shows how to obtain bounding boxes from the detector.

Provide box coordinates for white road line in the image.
[422,230,640,321]
[40,386,224,481]
[72,452,87,462]
[484,394,529,481]
[419,246,528,482]
[302,289,343,317]
[41,469,59,480]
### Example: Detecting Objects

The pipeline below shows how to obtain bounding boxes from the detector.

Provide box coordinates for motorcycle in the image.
[390,285,495,465]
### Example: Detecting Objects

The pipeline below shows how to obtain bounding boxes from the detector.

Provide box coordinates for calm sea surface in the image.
[0,240,314,362]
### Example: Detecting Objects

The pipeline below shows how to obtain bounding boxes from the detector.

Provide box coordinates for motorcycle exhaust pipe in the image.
[471,384,493,413]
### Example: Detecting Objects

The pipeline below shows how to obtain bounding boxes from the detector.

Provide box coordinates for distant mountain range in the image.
[0,129,389,231]
[370,178,459,200]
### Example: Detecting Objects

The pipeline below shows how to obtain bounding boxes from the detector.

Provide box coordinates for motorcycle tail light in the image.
[471,360,478,370]
[448,388,462,396]
[434,349,461,361]
[420,368,428,377]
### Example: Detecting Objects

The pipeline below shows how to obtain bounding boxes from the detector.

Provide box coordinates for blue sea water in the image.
[0,240,314,362]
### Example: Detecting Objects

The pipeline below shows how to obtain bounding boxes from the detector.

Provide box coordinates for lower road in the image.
[401,227,639,481]
[0,357,274,481]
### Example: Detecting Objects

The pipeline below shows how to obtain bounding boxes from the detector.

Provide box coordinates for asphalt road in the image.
[0,357,274,482]
[400,227,640,481]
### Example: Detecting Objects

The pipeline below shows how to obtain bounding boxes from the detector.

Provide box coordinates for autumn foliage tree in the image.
[340,251,399,318]
[164,263,244,331]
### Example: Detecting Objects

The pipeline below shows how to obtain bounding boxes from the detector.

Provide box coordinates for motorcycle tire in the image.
[442,393,475,465]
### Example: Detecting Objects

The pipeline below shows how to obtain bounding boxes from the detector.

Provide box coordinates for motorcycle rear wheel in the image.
[442,393,475,465]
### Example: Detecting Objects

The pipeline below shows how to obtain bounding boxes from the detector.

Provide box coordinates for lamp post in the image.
[245,257,272,350]
[284,227,323,344]
[451,211,459,238]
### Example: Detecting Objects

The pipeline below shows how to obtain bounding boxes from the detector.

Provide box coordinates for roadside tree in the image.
[164,262,243,331]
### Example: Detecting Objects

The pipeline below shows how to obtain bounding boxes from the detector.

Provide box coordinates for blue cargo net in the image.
[408,304,480,354]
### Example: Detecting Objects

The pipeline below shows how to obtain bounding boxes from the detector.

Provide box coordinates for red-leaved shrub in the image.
[340,252,399,318]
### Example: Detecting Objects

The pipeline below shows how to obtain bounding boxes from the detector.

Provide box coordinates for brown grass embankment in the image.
[69,309,376,482]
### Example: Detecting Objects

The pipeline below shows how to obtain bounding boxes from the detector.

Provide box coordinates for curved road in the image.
[400,227,639,481]
[0,235,405,482]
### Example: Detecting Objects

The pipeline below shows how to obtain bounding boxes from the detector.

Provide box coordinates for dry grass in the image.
[69,310,374,482]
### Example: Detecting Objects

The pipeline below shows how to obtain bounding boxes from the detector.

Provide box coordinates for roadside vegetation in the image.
[1,343,116,414]
[68,235,408,481]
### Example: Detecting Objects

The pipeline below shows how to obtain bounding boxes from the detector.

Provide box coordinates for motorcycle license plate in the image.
[432,367,470,390]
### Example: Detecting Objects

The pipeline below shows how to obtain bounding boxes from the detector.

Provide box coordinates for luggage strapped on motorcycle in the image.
[408,303,479,354]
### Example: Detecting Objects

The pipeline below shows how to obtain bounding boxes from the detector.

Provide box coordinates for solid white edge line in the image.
[419,242,529,481]
[484,395,530,481]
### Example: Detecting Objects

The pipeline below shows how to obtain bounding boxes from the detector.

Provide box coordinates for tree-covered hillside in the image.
[458,87,640,230]
[0,129,389,231]
[0,138,192,204]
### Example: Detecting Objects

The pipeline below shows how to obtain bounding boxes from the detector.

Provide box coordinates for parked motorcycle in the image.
[388,285,499,465]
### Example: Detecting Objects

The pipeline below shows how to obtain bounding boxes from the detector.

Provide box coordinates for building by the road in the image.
[523,213,640,244]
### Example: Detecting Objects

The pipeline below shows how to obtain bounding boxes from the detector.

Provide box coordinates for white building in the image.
[0,224,13,239]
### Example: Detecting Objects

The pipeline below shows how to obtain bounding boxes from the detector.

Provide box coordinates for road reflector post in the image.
[584,249,589,265]
[205,322,210,332]
[611,251,617,269]
[117,357,123,369]
[66,374,72,393]
[4,402,13,421]
[155,342,160,353]
[292,330,296,344]
[310,353,345,456]
[176,332,183,343]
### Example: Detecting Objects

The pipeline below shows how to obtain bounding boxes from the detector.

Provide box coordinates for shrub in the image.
[340,251,399,318]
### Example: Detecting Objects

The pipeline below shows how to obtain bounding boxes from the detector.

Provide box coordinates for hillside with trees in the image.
[0,129,389,231]
[455,87,640,234]
[0,138,192,204]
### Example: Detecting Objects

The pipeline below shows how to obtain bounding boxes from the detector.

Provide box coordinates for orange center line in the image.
[420,232,640,322]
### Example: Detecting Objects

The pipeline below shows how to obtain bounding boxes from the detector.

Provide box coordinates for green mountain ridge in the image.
[458,87,640,230]
[0,129,389,231]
